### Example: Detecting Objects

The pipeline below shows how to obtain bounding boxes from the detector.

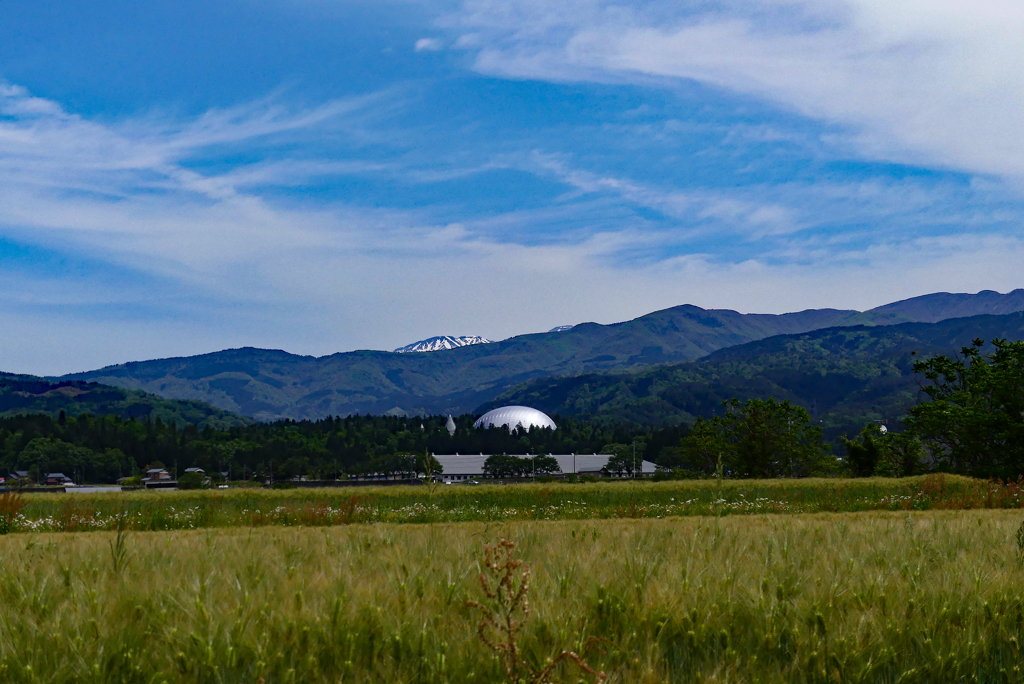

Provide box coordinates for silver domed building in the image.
[473,406,556,432]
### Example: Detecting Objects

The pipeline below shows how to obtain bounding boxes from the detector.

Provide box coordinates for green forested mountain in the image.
[62,290,1024,421]
[869,289,1024,322]
[484,312,1024,441]
[0,373,249,429]
[61,304,876,420]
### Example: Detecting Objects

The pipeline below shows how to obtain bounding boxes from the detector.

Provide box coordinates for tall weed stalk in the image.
[109,510,131,576]
[467,539,606,684]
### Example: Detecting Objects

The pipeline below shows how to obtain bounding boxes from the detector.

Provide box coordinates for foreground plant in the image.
[109,510,131,576]
[0,493,26,534]
[467,539,606,684]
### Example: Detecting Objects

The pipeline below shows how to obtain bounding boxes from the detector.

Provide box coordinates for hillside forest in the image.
[2,337,1022,483]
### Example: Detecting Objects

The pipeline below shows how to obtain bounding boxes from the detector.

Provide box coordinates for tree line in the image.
[664,338,1024,479]
[0,411,685,484]
[4,338,1020,483]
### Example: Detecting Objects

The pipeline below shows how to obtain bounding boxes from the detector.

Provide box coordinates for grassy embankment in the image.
[3,475,1023,533]
[4,511,1024,683]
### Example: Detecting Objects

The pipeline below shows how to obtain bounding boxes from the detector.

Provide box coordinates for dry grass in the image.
[2,510,1024,682]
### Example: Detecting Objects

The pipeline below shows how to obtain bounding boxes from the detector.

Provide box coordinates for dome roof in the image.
[473,406,556,432]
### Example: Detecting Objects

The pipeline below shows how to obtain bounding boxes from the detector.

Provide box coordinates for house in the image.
[45,472,73,486]
[142,468,177,489]
[183,467,205,474]
[5,466,29,483]
[142,468,172,482]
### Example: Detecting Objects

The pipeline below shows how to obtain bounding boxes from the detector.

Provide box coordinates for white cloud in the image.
[523,151,802,238]
[1,81,1022,375]
[415,37,444,51]
[450,0,1024,182]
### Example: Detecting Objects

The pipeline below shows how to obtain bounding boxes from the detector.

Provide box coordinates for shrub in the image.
[176,472,208,490]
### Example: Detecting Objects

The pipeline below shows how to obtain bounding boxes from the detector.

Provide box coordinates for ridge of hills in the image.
[0,373,250,428]
[484,311,1024,439]
[58,289,1024,421]
[869,288,1024,322]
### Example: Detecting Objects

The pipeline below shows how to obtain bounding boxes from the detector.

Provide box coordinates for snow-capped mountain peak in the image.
[393,335,493,353]
[548,324,576,333]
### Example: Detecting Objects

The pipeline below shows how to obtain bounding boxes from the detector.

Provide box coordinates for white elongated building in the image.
[431,454,657,482]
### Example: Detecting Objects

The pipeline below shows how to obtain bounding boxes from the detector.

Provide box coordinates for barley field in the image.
[3,510,1024,683]
[4,474,1024,533]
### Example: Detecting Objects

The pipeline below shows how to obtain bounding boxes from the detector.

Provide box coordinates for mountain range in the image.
[58,289,1024,421]
[484,311,1024,437]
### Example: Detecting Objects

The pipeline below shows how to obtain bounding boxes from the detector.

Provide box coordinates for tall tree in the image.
[841,425,922,477]
[906,339,1024,476]
[680,398,833,478]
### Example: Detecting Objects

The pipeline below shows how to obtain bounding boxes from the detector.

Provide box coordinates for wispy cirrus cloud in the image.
[447,0,1024,183]
[2,71,1024,376]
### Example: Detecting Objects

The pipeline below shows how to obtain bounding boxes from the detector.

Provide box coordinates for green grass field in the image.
[5,478,1024,683]
[3,510,1024,683]
[4,475,1024,533]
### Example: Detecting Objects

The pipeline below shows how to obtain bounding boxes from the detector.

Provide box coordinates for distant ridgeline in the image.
[485,312,1024,440]
[0,373,248,429]
[60,290,1024,421]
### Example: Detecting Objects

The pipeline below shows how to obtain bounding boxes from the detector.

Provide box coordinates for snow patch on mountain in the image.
[548,325,576,333]
[393,335,493,353]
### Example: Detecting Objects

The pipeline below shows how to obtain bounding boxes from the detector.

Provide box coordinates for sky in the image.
[2,0,1024,375]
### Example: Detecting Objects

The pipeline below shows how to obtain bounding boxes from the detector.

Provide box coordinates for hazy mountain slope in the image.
[64,304,870,420]
[61,290,1024,421]
[0,373,250,428]
[484,312,1024,439]
[868,288,1024,323]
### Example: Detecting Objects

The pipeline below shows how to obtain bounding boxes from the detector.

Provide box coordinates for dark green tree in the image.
[416,452,443,478]
[841,425,885,477]
[17,438,92,483]
[605,452,635,476]
[532,455,560,475]
[176,471,208,490]
[874,432,923,477]
[905,339,1024,476]
[483,454,529,478]
[841,426,923,477]
[677,419,728,474]
[680,399,833,478]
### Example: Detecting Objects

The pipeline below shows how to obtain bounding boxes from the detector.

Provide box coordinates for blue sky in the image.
[2,0,1024,374]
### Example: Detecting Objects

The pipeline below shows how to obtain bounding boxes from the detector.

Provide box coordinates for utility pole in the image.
[632,442,636,480]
